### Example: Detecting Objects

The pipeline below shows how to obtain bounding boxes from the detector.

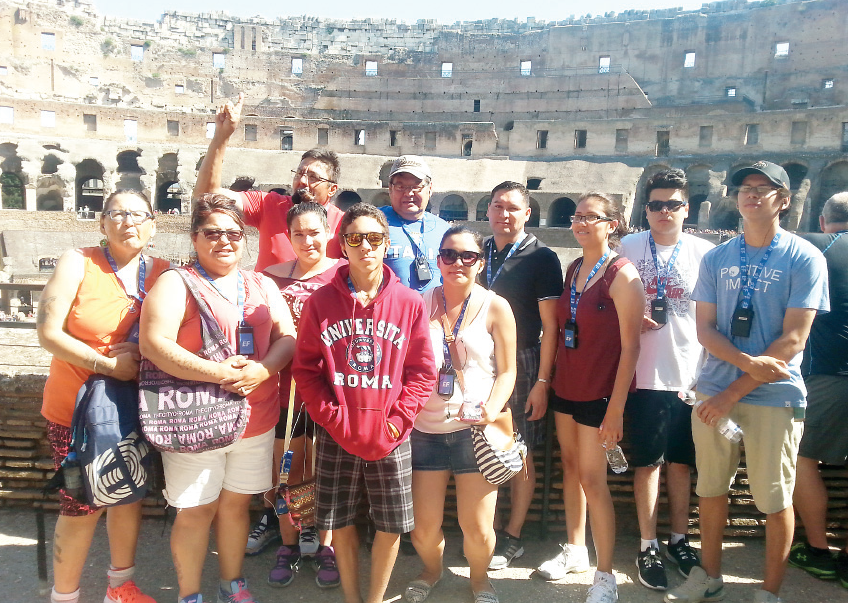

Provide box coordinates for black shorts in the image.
[625,389,695,468]
[549,394,609,428]
[274,405,314,440]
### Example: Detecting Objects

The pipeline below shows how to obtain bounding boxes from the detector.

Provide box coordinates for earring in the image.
[99,238,108,247]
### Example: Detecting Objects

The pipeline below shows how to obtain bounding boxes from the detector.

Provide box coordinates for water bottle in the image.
[604,444,628,474]
[61,451,85,501]
[459,390,483,423]
[679,390,743,443]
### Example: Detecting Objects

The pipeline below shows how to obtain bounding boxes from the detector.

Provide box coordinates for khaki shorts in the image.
[691,394,803,515]
[161,428,275,508]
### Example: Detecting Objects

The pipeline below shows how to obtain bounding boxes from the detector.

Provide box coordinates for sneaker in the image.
[489,531,525,570]
[268,545,300,588]
[751,590,783,603]
[664,566,725,603]
[217,579,258,603]
[666,537,701,578]
[105,580,157,603]
[536,543,592,580]
[586,575,618,603]
[836,550,848,589]
[787,541,836,579]
[245,511,280,556]
[178,595,202,603]
[637,547,668,591]
[299,526,319,558]
[312,545,341,589]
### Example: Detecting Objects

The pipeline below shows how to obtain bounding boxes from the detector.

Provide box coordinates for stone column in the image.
[785,177,811,232]
[56,162,76,211]
[20,159,39,212]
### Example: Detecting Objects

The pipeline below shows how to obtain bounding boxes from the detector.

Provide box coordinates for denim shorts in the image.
[410,428,479,474]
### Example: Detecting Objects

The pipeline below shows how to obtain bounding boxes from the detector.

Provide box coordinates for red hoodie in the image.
[292,264,437,461]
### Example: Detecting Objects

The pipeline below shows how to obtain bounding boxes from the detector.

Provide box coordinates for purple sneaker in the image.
[312,545,341,589]
[217,578,258,603]
[268,545,300,587]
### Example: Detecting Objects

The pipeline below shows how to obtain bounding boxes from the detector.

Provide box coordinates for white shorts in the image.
[161,428,275,508]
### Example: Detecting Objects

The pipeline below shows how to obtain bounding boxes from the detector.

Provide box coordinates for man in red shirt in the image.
[194,93,343,270]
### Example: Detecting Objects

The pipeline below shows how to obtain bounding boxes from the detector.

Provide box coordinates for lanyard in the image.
[738,232,781,310]
[439,287,471,369]
[195,264,246,322]
[347,276,384,300]
[821,230,847,255]
[569,250,610,321]
[103,247,146,307]
[648,234,682,300]
[486,234,526,288]
[400,218,426,260]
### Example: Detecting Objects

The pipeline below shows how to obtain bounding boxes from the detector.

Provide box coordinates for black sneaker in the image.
[637,546,668,591]
[836,550,848,589]
[788,541,837,580]
[665,537,701,577]
[489,531,524,570]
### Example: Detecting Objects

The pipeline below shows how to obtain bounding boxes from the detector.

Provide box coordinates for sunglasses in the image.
[200,228,245,242]
[647,200,687,213]
[342,232,386,247]
[439,248,482,266]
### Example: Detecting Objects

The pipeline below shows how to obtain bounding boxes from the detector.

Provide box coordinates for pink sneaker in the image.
[104,580,156,603]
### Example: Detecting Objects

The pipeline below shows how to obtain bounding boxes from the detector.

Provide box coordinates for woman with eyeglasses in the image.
[405,226,517,603]
[536,193,644,603]
[140,194,296,603]
[292,203,437,603]
[38,191,169,603]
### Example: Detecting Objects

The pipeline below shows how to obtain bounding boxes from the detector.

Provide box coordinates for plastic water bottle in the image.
[61,451,84,501]
[459,390,483,423]
[679,390,743,443]
[604,444,628,474]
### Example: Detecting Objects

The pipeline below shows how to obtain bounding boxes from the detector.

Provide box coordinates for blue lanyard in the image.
[569,250,610,321]
[439,287,471,369]
[648,234,682,300]
[400,218,426,260]
[486,234,526,288]
[738,232,781,310]
[103,247,146,306]
[195,264,246,322]
[821,230,847,255]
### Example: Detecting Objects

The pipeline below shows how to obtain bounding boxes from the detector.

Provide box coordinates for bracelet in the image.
[93,356,98,374]
[537,378,549,384]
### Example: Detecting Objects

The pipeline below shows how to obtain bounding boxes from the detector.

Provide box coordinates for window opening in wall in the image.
[41,32,55,50]
[520,60,531,76]
[615,129,629,152]
[774,42,789,58]
[0,67,7,76]
[745,124,759,146]
[292,58,303,75]
[206,122,216,139]
[83,113,96,132]
[526,178,542,191]
[790,121,807,145]
[656,131,670,157]
[823,79,834,90]
[130,45,144,62]
[598,56,610,73]
[726,87,737,97]
[318,127,329,146]
[244,124,257,141]
[252,28,257,51]
[0,106,13,124]
[281,129,293,150]
[473,99,480,112]
[89,76,98,86]
[174,84,184,94]
[167,120,179,136]
[365,61,378,76]
[684,52,696,68]
[425,132,437,148]
[462,134,473,157]
[212,53,225,69]
[699,125,713,148]
[842,123,848,153]
[441,62,453,78]
[124,119,138,143]
[574,129,587,149]
[536,130,548,149]
[355,129,365,146]
[41,110,56,128]
[389,130,398,147]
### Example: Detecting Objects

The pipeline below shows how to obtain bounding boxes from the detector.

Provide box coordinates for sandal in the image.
[404,576,441,603]
[473,588,499,603]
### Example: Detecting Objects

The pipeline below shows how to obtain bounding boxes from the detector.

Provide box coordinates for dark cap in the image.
[731,161,790,190]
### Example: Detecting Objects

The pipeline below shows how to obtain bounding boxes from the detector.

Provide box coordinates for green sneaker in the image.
[836,550,848,589]
[787,541,836,580]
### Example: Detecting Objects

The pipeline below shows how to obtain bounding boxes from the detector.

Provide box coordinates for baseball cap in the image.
[731,161,790,189]
[389,156,432,181]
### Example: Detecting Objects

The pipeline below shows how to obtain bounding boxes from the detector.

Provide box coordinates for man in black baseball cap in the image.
[730,161,791,192]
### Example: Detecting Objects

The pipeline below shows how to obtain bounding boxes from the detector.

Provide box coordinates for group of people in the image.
[35,92,847,603]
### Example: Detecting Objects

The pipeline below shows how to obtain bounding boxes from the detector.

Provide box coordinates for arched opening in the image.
[229,176,255,192]
[476,196,490,221]
[378,161,394,188]
[371,192,390,207]
[156,181,183,213]
[36,190,63,211]
[116,150,144,191]
[685,165,711,229]
[548,197,575,227]
[783,163,808,191]
[334,190,362,212]
[42,154,62,174]
[528,197,540,228]
[75,158,105,213]
[817,161,848,232]
[0,172,24,209]
[439,194,468,222]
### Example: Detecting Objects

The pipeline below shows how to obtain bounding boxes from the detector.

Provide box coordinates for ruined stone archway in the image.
[36,190,63,211]
[156,181,183,213]
[439,194,468,221]
[476,196,490,221]
[548,197,575,227]
[115,150,144,191]
[75,158,105,213]
[334,190,362,212]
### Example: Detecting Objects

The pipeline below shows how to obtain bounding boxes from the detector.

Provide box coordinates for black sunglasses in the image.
[647,200,687,213]
[342,232,386,247]
[200,228,245,242]
[439,248,482,266]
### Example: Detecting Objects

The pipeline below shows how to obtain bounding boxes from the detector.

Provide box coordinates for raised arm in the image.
[193,93,244,208]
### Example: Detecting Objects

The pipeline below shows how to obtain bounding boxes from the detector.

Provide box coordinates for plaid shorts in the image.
[508,345,545,450]
[46,420,97,517]
[314,425,414,534]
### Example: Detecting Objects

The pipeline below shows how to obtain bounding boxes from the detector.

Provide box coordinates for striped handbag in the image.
[471,408,527,485]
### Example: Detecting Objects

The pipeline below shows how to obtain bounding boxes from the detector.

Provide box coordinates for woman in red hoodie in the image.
[292,203,437,603]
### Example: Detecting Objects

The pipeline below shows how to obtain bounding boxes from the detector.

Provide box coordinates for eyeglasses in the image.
[647,200,687,213]
[569,214,614,225]
[291,169,335,186]
[200,228,245,242]
[104,210,153,224]
[738,185,779,195]
[342,232,386,247]
[390,182,428,195]
[439,248,482,266]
